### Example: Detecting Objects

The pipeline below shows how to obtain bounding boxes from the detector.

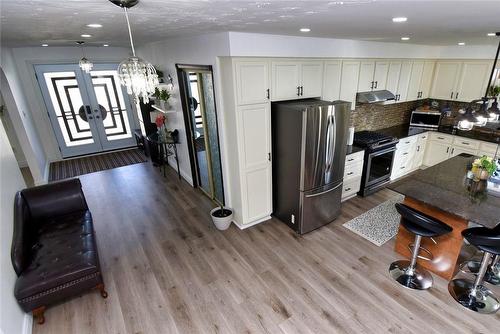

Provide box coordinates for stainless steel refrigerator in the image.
[272,99,350,234]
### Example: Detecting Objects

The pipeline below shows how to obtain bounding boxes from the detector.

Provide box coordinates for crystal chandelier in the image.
[111,0,158,103]
[76,41,93,73]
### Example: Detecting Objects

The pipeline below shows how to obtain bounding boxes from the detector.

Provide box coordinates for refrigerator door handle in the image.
[305,182,343,198]
[324,111,336,172]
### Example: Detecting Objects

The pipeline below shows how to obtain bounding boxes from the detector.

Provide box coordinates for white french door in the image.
[35,63,137,158]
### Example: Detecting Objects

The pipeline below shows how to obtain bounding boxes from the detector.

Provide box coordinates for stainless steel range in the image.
[354,130,399,196]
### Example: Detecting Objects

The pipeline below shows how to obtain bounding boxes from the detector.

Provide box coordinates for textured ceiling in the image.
[1,0,499,47]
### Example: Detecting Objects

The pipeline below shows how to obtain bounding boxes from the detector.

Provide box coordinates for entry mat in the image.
[343,194,404,246]
[49,148,147,181]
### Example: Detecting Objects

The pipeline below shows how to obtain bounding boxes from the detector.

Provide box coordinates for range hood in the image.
[356,90,396,104]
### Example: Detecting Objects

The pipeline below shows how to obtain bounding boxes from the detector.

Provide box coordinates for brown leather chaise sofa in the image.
[11,179,107,324]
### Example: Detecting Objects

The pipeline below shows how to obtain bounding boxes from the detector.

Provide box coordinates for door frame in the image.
[176,63,225,205]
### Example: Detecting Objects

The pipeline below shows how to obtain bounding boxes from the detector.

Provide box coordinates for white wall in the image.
[136,32,231,186]
[1,48,46,184]
[228,32,497,60]
[9,46,131,164]
[0,117,30,334]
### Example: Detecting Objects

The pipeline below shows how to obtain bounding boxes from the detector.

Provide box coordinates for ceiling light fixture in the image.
[81,34,92,38]
[458,42,465,46]
[41,44,48,47]
[109,0,158,103]
[76,41,93,73]
[86,23,103,28]
[392,17,407,23]
[103,44,109,47]
[401,37,410,41]
[300,28,311,32]
[487,33,496,37]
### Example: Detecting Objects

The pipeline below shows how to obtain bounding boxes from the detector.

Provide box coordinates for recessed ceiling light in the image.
[458,42,465,46]
[41,44,48,47]
[300,28,311,32]
[103,44,109,47]
[86,23,102,28]
[401,37,410,41]
[81,34,92,38]
[487,33,496,37]
[392,17,407,23]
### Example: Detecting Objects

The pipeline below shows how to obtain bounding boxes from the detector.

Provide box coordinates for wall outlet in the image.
[291,214,295,224]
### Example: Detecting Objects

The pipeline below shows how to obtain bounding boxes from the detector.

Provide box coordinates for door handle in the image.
[370,81,374,89]
[297,86,300,96]
[374,81,378,89]
[451,148,454,155]
[88,116,93,120]
[266,88,270,99]
[268,152,271,161]
[455,92,459,99]
[300,86,303,96]
[450,92,454,99]
[85,105,92,114]
[95,115,100,119]
[446,147,450,153]
[305,182,343,198]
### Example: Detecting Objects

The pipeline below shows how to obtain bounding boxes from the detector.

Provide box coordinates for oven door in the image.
[365,146,396,187]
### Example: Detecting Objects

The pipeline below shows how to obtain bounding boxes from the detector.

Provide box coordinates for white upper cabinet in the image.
[300,61,324,98]
[373,61,389,90]
[455,61,491,102]
[358,61,376,92]
[430,61,462,100]
[340,61,361,110]
[407,61,424,101]
[419,61,436,99]
[396,61,413,102]
[357,60,389,92]
[385,61,402,97]
[271,60,323,100]
[234,60,270,105]
[322,60,342,101]
[271,61,301,100]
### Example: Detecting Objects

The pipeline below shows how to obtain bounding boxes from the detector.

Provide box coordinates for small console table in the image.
[146,130,180,179]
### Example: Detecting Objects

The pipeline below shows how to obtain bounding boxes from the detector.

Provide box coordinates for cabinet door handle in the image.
[374,81,378,89]
[345,187,351,192]
[462,142,469,145]
[455,92,459,99]
[297,86,300,96]
[446,147,450,154]
[300,86,303,96]
[451,148,454,155]
[268,153,271,161]
[347,158,354,162]
[417,145,420,152]
[450,91,454,99]
[266,88,270,99]
[347,172,354,175]
[402,152,409,155]
[437,136,445,140]
[400,166,405,169]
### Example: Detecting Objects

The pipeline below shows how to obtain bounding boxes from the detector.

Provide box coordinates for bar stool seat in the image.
[389,203,453,290]
[449,226,500,314]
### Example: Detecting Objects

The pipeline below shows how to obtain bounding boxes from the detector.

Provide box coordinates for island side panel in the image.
[394,196,469,280]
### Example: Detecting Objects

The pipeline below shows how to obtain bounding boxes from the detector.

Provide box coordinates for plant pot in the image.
[210,207,233,230]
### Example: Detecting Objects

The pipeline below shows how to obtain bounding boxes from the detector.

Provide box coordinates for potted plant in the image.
[210,204,233,230]
[159,89,171,110]
[152,87,161,104]
[472,155,497,180]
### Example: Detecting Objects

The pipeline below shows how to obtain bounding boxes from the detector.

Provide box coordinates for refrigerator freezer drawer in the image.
[299,182,343,234]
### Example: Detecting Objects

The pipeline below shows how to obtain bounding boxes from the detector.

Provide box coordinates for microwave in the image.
[409,110,442,128]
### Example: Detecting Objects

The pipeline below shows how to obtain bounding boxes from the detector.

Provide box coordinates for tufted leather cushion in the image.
[14,210,100,300]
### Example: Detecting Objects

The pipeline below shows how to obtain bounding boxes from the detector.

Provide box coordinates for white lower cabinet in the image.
[342,150,364,201]
[391,135,418,180]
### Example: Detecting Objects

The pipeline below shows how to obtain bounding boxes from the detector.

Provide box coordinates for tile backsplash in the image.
[349,100,425,131]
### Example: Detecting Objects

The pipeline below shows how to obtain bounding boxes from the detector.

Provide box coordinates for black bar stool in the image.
[449,226,500,314]
[389,203,453,290]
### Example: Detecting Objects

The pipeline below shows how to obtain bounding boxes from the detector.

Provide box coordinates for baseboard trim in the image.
[233,215,271,230]
[22,313,32,334]
[167,156,193,186]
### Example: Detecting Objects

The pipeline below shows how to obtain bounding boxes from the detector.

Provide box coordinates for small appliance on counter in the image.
[272,99,351,234]
[409,109,442,128]
[353,130,399,196]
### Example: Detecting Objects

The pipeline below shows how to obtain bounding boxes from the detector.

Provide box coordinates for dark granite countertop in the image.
[375,123,499,144]
[388,154,500,228]
[346,145,364,155]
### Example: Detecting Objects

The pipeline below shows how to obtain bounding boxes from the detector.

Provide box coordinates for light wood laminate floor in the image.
[33,162,499,334]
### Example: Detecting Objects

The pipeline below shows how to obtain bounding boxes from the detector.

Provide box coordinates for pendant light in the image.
[110,0,158,103]
[457,32,500,130]
[76,41,93,73]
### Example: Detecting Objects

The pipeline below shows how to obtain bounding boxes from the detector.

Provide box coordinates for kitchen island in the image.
[388,154,500,279]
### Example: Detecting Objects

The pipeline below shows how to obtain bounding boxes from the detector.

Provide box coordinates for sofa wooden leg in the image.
[33,306,46,325]
[96,283,108,299]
